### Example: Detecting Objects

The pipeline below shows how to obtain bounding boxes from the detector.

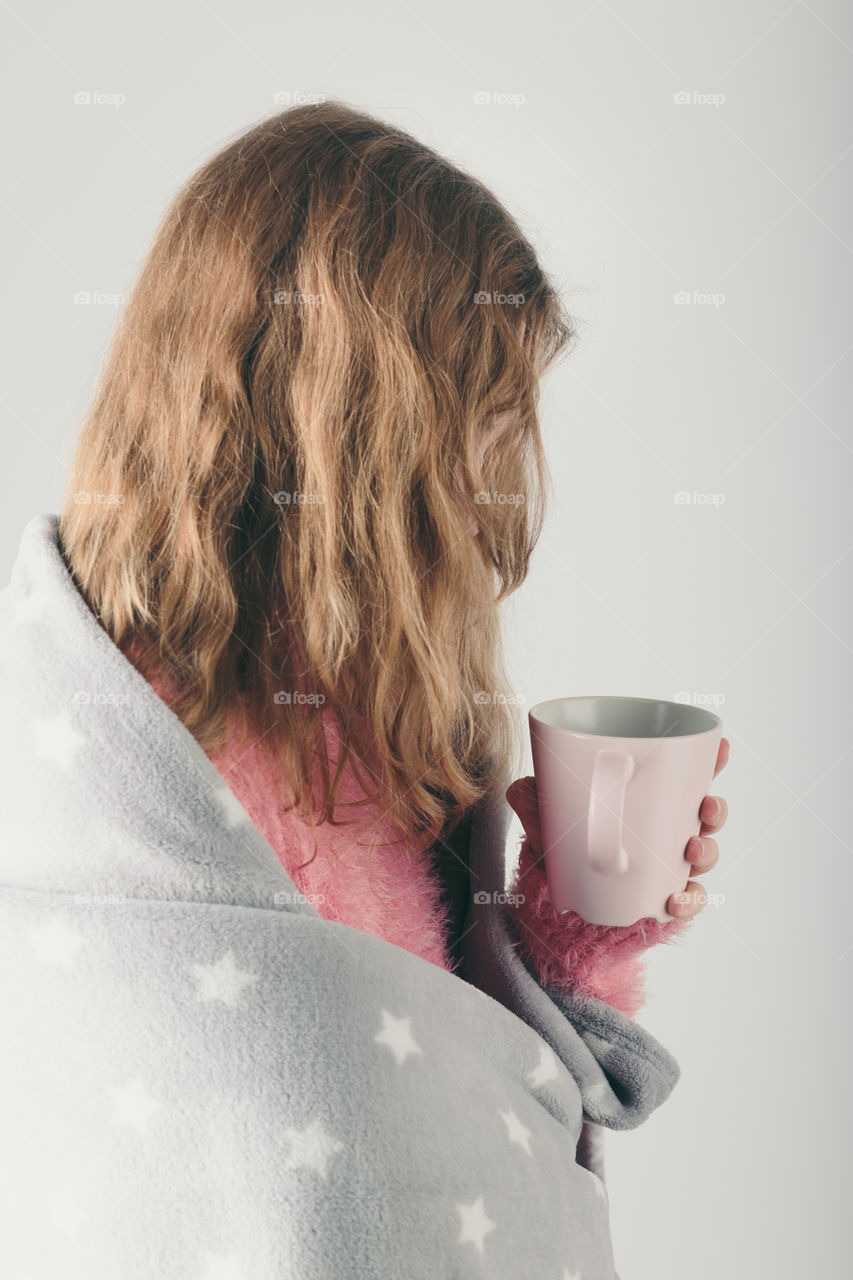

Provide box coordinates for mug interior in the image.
[530,695,719,738]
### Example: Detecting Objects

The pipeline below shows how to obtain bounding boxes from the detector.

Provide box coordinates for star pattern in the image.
[190,951,258,1006]
[281,1118,345,1178]
[28,916,86,966]
[374,1008,422,1066]
[499,1107,532,1155]
[528,1041,559,1088]
[109,1076,162,1133]
[201,1252,246,1279]
[12,589,48,627]
[33,709,85,769]
[4,535,648,1279]
[585,1079,611,1107]
[47,1185,83,1235]
[215,784,252,829]
[457,1194,496,1254]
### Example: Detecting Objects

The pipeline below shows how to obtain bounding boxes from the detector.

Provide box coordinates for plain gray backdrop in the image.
[2,2,851,1277]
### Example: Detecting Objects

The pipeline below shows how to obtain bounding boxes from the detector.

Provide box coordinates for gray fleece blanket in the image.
[0,513,681,1280]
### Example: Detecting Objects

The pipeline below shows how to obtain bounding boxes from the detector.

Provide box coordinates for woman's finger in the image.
[505,775,543,856]
[667,880,709,918]
[699,794,727,834]
[713,737,730,778]
[684,834,719,874]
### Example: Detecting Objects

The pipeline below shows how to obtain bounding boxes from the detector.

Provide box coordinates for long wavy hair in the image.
[59,99,577,859]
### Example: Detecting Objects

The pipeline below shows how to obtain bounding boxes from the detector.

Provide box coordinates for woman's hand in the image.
[506,736,731,923]
[668,735,730,919]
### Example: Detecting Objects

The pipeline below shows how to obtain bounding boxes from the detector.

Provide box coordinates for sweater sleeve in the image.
[503,834,694,1019]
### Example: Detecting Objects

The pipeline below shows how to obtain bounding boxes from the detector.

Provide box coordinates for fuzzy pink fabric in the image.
[503,832,693,1019]
[118,638,455,972]
[119,637,692,1017]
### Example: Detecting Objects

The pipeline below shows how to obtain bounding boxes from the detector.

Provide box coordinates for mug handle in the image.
[588,749,634,875]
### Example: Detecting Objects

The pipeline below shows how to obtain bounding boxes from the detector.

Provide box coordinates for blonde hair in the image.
[59,99,577,857]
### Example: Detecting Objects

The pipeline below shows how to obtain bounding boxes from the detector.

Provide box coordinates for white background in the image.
[2,2,851,1276]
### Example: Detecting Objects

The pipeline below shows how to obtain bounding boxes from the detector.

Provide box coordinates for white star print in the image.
[215,784,252,829]
[457,1194,496,1254]
[585,1079,611,1107]
[374,1008,422,1066]
[201,1252,246,1280]
[28,916,86,966]
[33,709,85,769]
[12,589,48,627]
[499,1107,532,1155]
[281,1118,344,1179]
[47,1185,83,1235]
[190,951,258,1006]
[109,1076,162,1133]
[527,1041,559,1088]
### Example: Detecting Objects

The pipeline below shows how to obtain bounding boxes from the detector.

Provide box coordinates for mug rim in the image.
[528,694,722,738]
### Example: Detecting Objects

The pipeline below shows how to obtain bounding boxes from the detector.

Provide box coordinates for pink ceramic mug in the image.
[529,696,723,927]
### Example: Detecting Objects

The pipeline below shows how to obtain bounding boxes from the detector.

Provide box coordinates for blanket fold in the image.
[0,514,682,1280]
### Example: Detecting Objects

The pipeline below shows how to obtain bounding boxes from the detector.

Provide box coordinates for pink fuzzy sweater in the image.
[119,638,692,1018]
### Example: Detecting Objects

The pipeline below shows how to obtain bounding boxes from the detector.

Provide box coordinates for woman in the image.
[0,100,728,1279]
